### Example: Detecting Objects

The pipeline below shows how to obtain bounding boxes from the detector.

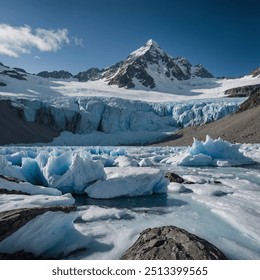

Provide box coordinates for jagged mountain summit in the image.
[104,39,214,89]
[37,70,73,79]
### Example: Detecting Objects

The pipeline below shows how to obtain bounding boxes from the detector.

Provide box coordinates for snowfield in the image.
[0,139,259,259]
[1,61,259,102]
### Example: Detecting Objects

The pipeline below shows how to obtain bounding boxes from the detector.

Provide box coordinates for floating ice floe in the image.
[168,135,255,167]
[85,167,169,199]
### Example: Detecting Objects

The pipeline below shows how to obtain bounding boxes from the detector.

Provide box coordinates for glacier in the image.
[4,96,243,145]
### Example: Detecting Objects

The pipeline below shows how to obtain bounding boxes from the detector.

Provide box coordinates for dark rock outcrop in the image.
[224,84,260,97]
[0,206,76,243]
[0,70,27,80]
[121,226,226,260]
[237,88,260,113]
[37,70,73,79]
[13,67,27,74]
[0,82,7,86]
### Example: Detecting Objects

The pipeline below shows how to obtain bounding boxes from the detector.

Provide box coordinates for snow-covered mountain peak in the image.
[146,39,158,47]
[129,39,164,60]
[106,39,215,89]
[144,39,163,53]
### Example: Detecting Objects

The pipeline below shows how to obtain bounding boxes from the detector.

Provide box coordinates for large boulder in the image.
[121,226,226,260]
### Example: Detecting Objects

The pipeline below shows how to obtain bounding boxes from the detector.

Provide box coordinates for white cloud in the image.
[0,24,70,57]
[34,55,41,59]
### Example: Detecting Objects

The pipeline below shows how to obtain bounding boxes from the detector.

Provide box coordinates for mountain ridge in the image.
[1,39,214,90]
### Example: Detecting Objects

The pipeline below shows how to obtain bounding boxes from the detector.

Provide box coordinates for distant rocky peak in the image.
[37,70,73,79]
[75,67,103,82]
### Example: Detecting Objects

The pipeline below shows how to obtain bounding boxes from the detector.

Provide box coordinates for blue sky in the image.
[0,0,259,77]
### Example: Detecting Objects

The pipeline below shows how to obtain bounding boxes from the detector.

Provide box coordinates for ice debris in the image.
[173,135,255,167]
[85,167,169,199]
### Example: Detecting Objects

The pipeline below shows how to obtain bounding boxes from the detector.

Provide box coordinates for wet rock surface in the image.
[121,226,226,260]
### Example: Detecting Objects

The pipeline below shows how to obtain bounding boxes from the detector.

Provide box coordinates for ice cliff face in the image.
[7,97,241,135]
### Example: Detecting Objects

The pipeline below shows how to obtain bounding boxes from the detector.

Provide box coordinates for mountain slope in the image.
[0,100,59,145]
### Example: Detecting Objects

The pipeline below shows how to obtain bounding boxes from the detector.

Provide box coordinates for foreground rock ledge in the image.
[121,226,226,260]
